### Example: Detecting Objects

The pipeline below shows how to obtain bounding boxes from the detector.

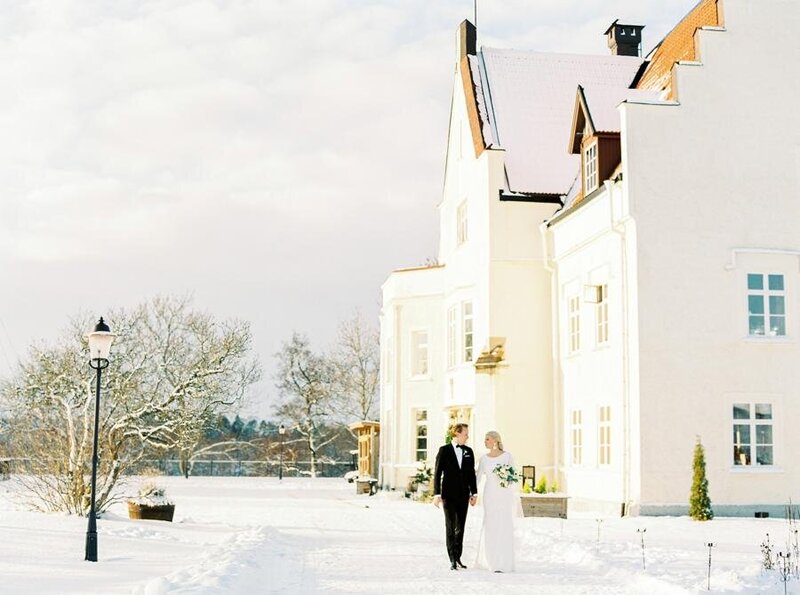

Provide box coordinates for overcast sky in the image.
[0,0,697,417]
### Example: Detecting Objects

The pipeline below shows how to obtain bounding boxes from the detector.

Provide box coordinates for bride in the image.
[476,430,516,572]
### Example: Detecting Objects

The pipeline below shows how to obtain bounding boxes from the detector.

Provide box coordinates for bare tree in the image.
[329,312,380,422]
[273,333,340,477]
[1,295,260,514]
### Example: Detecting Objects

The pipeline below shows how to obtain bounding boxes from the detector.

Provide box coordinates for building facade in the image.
[381,0,800,516]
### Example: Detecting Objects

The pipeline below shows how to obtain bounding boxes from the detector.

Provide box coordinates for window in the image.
[571,409,583,465]
[414,409,428,462]
[568,295,581,353]
[598,406,611,465]
[411,331,428,376]
[447,306,456,368]
[457,201,468,246]
[448,406,472,429]
[596,284,608,345]
[747,273,786,336]
[733,403,773,466]
[584,141,598,193]
[462,301,473,362]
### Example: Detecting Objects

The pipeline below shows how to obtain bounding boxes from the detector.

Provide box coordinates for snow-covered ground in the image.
[0,476,797,594]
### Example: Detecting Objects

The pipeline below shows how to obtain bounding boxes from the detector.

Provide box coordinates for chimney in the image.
[604,20,644,57]
[457,20,476,61]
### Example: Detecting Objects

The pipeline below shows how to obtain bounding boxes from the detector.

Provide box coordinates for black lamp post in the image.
[85,317,115,562]
[278,424,286,481]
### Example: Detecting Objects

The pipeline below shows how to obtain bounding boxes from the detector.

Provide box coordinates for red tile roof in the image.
[636,0,721,98]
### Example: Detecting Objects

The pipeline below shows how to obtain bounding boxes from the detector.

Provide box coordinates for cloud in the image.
[0,0,700,413]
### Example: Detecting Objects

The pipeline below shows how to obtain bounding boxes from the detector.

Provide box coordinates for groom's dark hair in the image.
[453,423,469,434]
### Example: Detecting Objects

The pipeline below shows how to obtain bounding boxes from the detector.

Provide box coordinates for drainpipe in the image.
[539,221,562,489]
[605,178,633,515]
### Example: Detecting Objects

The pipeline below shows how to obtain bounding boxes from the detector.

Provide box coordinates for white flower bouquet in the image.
[492,464,520,488]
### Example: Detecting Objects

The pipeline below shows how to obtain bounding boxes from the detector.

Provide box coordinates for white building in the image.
[381,0,800,516]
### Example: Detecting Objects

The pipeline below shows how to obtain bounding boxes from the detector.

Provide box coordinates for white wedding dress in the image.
[475,451,516,572]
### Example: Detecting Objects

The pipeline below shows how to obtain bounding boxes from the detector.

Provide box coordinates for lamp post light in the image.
[85,317,115,562]
[278,424,286,481]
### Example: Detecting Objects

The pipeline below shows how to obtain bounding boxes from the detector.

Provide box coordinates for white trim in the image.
[724,248,800,271]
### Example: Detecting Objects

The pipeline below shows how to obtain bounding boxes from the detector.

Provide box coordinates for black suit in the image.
[433,443,477,564]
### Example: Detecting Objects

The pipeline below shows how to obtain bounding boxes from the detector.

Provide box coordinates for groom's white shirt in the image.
[451,440,462,468]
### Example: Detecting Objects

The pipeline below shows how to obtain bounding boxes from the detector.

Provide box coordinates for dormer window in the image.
[583,141,598,194]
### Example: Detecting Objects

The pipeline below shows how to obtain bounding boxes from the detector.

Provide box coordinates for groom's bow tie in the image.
[456,445,465,450]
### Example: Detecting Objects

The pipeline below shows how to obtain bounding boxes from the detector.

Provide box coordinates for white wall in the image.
[379,268,444,489]
[548,186,638,510]
[621,0,800,512]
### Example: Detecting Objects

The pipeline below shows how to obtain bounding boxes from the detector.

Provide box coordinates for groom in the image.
[433,423,477,570]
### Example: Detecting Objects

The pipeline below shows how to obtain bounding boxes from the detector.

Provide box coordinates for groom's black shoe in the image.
[456,560,467,569]
[450,561,458,570]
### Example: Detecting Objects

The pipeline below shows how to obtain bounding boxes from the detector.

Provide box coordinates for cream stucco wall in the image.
[621,0,800,513]
[547,185,641,512]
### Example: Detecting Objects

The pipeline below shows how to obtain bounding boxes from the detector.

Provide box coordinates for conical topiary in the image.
[689,437,713,521]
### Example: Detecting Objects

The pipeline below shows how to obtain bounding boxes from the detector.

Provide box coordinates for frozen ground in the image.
[0,476,797,594]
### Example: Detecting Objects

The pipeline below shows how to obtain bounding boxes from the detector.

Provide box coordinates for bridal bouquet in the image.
[492,464,520,488]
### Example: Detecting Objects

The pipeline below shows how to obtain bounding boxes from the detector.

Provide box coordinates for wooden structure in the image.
[520,494,568,519]
[349,421,380,478]
[127,502,175,522]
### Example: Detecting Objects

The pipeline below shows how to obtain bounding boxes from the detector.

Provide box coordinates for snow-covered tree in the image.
[1,295,260,514]
[329,312,379,422]
[273,333,340,477]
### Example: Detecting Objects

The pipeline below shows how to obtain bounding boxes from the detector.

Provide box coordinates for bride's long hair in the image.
[486,430,504,451]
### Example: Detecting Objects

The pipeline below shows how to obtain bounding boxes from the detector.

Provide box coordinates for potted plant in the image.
[127,480,175,522]
[408,462,432,499]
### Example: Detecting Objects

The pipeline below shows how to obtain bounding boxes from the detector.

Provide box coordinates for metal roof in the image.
[478,48,645,195]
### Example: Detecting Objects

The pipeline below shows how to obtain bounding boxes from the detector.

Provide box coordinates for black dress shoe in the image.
[456,560,467,569]
[450,561,458,570]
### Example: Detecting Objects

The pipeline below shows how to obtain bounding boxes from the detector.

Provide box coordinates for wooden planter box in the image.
[356,479,377,495]
[520,494,568,519]
[127,501,175,522]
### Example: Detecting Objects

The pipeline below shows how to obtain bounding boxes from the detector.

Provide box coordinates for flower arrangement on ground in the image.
[492,464,520,488]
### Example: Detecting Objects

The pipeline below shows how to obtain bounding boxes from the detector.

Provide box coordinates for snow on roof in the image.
[582,86,664,134]
[478,48,644,195]
[468,55,495,147]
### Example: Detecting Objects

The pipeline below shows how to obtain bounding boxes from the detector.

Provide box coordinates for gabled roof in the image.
[636,0,721,97]
[476,48,645,195]
[569,85,662,153]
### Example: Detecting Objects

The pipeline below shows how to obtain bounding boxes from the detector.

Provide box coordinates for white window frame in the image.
[447,306,457,368]
[596,284,609,345]
[571,409,583,466]
[598,406,611,466]
[414,409,428,462]
[747,273,786,337]
[583,140,598,194]
[462,301,473,363]
[410,330,429,377]
[456,200,468,246]
[568,295,581,354]
[732,402,774,467]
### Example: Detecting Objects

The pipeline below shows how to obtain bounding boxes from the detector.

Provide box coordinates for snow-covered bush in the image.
[129,481,173,507]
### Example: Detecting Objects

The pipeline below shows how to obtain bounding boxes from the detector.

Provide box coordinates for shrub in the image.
[689,437,713,521]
